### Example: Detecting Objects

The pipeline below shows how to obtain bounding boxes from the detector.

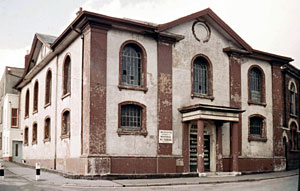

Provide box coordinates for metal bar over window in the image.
[193,57,208,95]
[122,45,142,86]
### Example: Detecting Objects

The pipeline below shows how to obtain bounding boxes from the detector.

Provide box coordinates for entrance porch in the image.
[179,104,244,175]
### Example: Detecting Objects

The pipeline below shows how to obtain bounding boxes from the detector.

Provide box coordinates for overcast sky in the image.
[1,0,300,76]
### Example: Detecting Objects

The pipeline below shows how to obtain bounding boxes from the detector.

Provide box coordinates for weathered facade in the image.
[15,8,299,175]
[281,64,300,170]
[0,67,24,161]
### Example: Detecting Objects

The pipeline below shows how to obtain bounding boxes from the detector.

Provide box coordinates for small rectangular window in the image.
[11,108,18,128]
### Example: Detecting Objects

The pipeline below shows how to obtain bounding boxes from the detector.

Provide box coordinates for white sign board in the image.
[159,130,173,143]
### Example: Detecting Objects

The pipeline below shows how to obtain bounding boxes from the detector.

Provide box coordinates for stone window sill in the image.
[289,114,298,118]
[44,102,51,109]
[32,110,38,115]
[32,141,37,145]
[61,92,71,100]
[117,128,148,137]
[43,138,51,143]
[118,85,148,93]
[61,134,70,139]
[24,143,28,147]
[191,93,214,101]
[248,136,267,142]
[290,150,300,153]
[248,101,267,107]
[24,115,29,119]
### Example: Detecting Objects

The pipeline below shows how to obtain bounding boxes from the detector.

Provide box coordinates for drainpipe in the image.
[80,34,84,156]
[54,55,59,169]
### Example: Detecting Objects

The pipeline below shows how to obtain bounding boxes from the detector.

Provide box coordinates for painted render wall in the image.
[21,37,82,168]
[106,29,158,156]
[169,20,233,156]
[240,58,273,158]
[2,94,22,159]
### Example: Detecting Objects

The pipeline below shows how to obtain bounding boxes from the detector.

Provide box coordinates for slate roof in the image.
[36,33,57,46]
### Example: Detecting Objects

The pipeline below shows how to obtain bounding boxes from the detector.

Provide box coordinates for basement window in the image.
[248,115,267,142]
[117,101,147,136]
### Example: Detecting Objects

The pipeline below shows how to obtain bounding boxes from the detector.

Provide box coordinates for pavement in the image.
[0,159,299,188]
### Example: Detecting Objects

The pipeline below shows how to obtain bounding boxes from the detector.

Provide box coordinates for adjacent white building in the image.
[0,67,24,162]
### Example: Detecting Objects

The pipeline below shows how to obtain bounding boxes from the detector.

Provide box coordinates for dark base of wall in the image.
[23,156,184,175]
[3,156,12,162]
[23,156,290,175]
[287,152,300,170]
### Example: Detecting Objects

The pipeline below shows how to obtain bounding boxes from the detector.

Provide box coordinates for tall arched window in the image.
[61,110,70,138]
[289,82,296,115]
[24,127,29,145]
[32,123,38,145]
[248,66,265,104]
[44,117,51,141]
[63,55,71,95]
[25,89,30,117]
[193,57,209,95]
[33,81,39,112]
[290,122,299,151]
[121,44,142,86]
[45,69,52,105]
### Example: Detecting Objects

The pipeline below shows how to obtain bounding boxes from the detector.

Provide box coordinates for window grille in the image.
[193,57,208,95]
[250,117,263,136]
[121,105,142,130]
[249,68,261,102]
[121,45,142,86]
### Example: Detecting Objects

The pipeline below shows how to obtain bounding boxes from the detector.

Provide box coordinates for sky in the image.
[1,0,300,76]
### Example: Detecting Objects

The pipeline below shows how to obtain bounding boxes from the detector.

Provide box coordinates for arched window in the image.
[63,55,71,95]
[25,89,30,117]
[24,127,29,145]
[248,115,267,141]
[32,123,38,145]
[289,82,296,115]
[61,110,70,138]
[121,44,142,86]
[33,81,39,112]
[44,117,51,141]
[249,66,265,103]
[193,57,209,95]
[45,69,52,105]
[118,101,147,136]
[290,122,299,151]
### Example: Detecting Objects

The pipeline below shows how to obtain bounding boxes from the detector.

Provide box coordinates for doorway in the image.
[189,125,211,172]
[12,141,22,163]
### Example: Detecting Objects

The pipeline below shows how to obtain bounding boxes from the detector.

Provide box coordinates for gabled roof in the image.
[158,8,253,52]
[36,33,57,47]
[15,8,295,89]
